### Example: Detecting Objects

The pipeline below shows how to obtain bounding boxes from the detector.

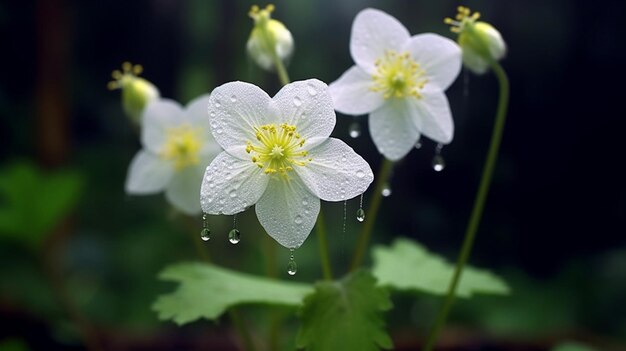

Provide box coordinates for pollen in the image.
[160,124,203,170]
[247,123,310,178]
[444,6,480,33]
[370,51,428,99]
[107,61,144,90]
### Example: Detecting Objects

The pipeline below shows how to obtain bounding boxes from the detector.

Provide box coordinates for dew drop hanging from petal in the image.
[381,183,392,197]
[200,213,211,241]
[348,122,361,138]
[432,143,446,172]
[228,229,241,244]
[287,249,297,276]
[356,193,365,222]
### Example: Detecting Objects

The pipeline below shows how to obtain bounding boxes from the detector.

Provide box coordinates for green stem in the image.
[316,210,333,280]
[421,62,509,351]
[272,54,290,86]
[230,308,257,351]
[350,158,394,271]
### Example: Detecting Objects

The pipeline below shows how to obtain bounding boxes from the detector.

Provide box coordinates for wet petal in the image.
[125,151,174,194]
[272,79,335,140]
[200,151,269,215]
[294,138,373,202]
[255,177,320,249]
[369,100,420,161]
[165,164,205,215]
[350,8,410,74]
[328,66,384,116]
[208,81,279,151]
[410,91,454,144]
[404,33,462,91]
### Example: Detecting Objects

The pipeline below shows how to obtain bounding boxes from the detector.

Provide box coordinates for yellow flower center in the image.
[444,6,480,33]
[246,123,311,177]
[160,124,203,170]
[370,51,428,99]
[107,61,144,90]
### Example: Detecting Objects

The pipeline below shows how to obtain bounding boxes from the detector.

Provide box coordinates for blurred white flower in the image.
[329,8,462,161]
[125,96,220,215]
[108,62,160,125]
[200,79,373,249]
[247,4,294,72]
[445,6,506,74]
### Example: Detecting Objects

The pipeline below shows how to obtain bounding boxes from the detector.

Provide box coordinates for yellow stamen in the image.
[160,124,203,170]
[370,50,428,100]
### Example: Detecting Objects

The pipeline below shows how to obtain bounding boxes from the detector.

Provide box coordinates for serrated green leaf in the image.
[0,161,83,249]
[372,238,510,297]
[152,262,313,325]
[296,270,393,351]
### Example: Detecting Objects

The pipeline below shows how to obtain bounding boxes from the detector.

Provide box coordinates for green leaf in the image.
[372,238,510,297]
[296,270,393,351]
[0,161,83,249]
[152,262,313,325]
[551,341,598,351]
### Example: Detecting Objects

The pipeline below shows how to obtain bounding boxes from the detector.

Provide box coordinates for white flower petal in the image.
[369,100,420,161]
[200,151,269,215]
[411,91,454,144]
[208,81,278,151]
[165,165,205,215]
[329,66,384,116]
[404,33,462,91]
[141,99,185,154]
[350,8,410,74]
[185,94,211,131]
[255,177,320,249]
[294,138,373,202]
[125,151,174,194]
[272,79,335,140]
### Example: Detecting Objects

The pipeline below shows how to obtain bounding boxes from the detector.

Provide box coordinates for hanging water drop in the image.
[432,155,446,172]
[381,183,392,197]
[414,141,422,149]
[228,229,241,244]
[356,208,365,222]
[348,122,361,138]
[287,249,297,276]
[200,228,211,241]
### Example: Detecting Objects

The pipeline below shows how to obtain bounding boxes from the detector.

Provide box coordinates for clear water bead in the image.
[228,229,241,244]
[432,155,446,172]
[348,122,361,138]
[287,259,298,276]
[356,208,365,222]
[200,228,211,241]
[381,184,392,197]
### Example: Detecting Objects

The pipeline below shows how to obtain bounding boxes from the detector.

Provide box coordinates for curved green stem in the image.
[422,62,509,351]
[272,54,290,86]
[350,158,394,271]
[315,210,333,280]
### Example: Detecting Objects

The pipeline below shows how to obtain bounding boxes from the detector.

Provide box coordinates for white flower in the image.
[125,96,221,215]
[200,79,374,249]
[329,8,462,161]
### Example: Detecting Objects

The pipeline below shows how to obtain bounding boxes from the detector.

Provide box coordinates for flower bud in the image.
[246,4,294,71]
[108,62,160,124]
[445,6,506,74]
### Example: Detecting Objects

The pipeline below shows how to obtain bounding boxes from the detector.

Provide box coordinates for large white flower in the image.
[126,96,221,215]
[200,79,374,249]
[329,8,462,161]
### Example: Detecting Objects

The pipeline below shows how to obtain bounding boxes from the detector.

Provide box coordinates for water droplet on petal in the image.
[294,215,303,224]
[432,155,446,172]
[228,229,241,244]
[356,170,365,178]
[349,122,361,138]
[214,101,221,107]
[230,95,237,102]
[356,208,365,222]
[381,184,392,197]
[307,84,317,96]
[200,228,211,241]
[293,96,302,107]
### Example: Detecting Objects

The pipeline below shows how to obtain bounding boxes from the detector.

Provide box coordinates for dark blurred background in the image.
[1,0,625,350]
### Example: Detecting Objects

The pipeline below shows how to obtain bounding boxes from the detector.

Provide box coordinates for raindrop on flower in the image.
[293,96,302,107]
[414,141,422,149]
[287,249,297,276]
[348,122,361,138]
[432,155,446,172]
[228,229,241,244]
[200,228,211,241]
[356,208,365,222]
